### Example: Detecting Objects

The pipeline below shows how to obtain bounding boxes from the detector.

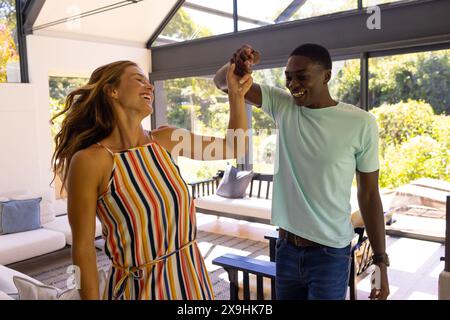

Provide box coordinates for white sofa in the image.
[0,229,66,266]
[0,192,104,299]
[0,192,102,265]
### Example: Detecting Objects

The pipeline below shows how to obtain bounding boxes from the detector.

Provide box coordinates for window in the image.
[368,49,449,190]
[154,0,234,47]
[0,0,20,82]
[288,0,357,21]
[250,67,284,174]
[329,58,361,107]
[155,1,361,45]
[238,0,357,31]
[49,76,88,198]
[364,0,408,7]
[162,75,236,183]
[237,0,291,31]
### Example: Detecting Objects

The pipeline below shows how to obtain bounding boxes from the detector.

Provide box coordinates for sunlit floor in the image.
[196,212,446,300]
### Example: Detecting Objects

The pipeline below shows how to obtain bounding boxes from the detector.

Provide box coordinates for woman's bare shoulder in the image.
[150,126,188,151]
[71,144,113,172]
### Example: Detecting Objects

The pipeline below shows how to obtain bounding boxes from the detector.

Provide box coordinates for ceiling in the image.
[31,0,180,47]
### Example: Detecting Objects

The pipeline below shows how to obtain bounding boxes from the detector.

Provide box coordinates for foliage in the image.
[49,76,87,105]
[0,0,18,82]
[48,76,88,140]
[291,0,356,20]
[371,101,449,188]
[379,135,449,189]
[371,100,435,154]
[332,50,450,115]
[329,59,360,106]
[160,8,212,40]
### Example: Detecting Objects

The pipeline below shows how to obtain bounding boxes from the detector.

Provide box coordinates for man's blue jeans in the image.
[275,238,352,300]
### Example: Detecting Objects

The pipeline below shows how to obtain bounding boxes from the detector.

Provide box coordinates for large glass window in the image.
[156,1,362,44]
[288,0,357,21]
[0,0,20,82]
[368,49,449,191]
[238,0,357,31]
[237,0,291,31]
[154,0,234,47]
[329,58,361,107]
[364,0,407,7]
[250,67,284,174]
[49,76,88,198]
[162,75,236,183]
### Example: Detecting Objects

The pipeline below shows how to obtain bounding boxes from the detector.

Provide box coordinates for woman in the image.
[52,60,252,300]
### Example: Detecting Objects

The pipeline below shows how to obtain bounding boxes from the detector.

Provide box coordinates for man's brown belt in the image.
[279,228,324,248]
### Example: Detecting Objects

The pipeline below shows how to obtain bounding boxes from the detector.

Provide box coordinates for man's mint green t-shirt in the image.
[261,84,379,248]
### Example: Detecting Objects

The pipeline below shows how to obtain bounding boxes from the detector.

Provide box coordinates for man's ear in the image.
[323,69,332,85]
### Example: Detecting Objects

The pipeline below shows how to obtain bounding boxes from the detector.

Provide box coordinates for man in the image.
[214,44,390,300]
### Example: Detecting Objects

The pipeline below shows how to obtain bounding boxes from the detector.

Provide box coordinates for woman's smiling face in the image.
[113,66,154,116]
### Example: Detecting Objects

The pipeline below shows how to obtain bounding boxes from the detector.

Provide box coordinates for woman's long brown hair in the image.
[51,60,138,189]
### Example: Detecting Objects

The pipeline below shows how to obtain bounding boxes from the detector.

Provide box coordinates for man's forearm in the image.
[358,193,386,256]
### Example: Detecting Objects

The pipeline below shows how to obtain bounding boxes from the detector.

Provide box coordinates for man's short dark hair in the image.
[289,44,332,70]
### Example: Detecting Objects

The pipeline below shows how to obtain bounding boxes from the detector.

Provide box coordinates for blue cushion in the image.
[216,165,254,199]
[0,198,42,235]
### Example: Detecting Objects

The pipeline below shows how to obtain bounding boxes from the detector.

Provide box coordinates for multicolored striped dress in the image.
[96,141,214,300]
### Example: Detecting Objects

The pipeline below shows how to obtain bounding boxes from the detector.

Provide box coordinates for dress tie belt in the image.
[111,239,196,299]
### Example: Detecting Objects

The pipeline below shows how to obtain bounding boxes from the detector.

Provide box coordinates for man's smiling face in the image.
[285,55,331,107]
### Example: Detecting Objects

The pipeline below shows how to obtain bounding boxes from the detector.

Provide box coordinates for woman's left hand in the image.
[226,63,253,98]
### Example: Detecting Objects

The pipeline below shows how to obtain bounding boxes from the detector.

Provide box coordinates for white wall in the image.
[0,84,41,195]
[0,35,151,201]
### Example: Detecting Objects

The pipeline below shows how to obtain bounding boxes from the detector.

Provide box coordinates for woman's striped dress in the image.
[96,141,214,300]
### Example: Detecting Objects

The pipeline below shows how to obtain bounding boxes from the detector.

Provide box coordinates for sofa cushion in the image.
[0,229,66,265]
[195,194,271,222]
[43,215,103,246]
[53,198,68,217]
[13,269,106,300]
[0,264,44,295]
[0,290,14,300]
[216,165,254,199]
[9,194,55,225]
[0,198,42,235]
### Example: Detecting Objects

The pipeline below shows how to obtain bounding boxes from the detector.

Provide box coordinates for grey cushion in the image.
[0,198,42,235]
[216,165,254,199]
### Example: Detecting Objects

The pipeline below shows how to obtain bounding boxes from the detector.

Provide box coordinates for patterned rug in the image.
[11,230,269,300]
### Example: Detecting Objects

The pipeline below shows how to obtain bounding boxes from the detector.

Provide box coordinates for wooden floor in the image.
[196,212,446,300]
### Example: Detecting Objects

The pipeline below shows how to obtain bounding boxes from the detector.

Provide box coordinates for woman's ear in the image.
[103,84,118,100]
